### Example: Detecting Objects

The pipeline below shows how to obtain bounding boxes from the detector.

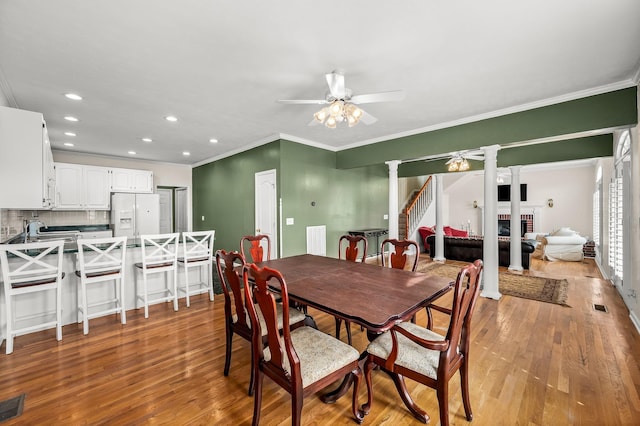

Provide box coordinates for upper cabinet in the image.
[55,163,111,210]
[110,167,153,193]
[0,106,55,209]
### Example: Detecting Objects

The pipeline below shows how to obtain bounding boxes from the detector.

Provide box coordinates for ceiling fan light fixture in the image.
[329,100,343,116]
[314,107,329,123]
[325,116,337,129]
[459,158,470,171]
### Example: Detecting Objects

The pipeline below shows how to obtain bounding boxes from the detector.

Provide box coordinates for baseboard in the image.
[630,311,640,335]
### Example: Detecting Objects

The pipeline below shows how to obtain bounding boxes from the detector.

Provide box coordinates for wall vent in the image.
[593,303,608,313]
[306,225,326,256]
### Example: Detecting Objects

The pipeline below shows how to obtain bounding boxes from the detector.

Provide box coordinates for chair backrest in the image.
[243,263,301,386]
[443,259,483,362]
[139,233,179,269]
[240,234,271,263]
[380,238,419,271]
[182,230,215,263]
[0,240,65,289]
[215,249,249,329]
[338,234,368,263]
[76,236,128,278]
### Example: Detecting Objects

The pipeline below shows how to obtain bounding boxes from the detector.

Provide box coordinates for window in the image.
[609,131,631,284]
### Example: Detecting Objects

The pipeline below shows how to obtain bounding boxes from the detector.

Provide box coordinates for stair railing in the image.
[404,176,433,239]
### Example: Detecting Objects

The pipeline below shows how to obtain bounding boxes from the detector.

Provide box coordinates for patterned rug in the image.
[417,261,570,306]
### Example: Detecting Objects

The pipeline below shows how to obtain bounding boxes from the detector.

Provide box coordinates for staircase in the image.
[399,176,433,239]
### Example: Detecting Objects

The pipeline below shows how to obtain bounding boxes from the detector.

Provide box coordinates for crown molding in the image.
[191,134,282,168]
[0,64,18,108]
[337,79,637,152]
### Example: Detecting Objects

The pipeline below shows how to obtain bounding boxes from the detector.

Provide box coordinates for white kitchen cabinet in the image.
[55,163,111,210]
[110,167,153,193]
[0,106,55,209]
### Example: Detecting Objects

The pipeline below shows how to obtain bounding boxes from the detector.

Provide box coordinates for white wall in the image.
[443,162,598,238]
[52,150,193,230]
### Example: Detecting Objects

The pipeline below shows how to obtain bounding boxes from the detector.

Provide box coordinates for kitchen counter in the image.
[0,239,212,334]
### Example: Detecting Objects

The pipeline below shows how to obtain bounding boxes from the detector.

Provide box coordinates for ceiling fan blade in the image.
[307,118,321,126]
[445,158,455,164]
[466,155,484,161]
[278,99,328,105]
[359,109,378,125]
[325,71,345,99]
[350,90,404,104]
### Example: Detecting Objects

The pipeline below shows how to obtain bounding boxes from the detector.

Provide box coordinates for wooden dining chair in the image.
[362,259,483,426]
[215,249,305,396]
[336,234,368,345]
[240,234,271,263]
[380,238,419,272]
[243,262,363,426]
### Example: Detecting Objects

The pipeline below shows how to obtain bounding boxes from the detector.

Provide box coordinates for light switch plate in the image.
[286,217,294,225]
[201,216,205,221]
[383,214,389,220]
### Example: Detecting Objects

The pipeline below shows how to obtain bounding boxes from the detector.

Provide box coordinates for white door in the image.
[255,169,277,259]
[157,188,173,234]
[175,187,188,233]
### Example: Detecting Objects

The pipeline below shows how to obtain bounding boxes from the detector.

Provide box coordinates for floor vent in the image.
[593,304,608,313]
[0,393,25,422]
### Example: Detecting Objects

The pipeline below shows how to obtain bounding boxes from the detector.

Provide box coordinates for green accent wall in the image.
[398,134,614,176]
[192,142,280,254]
[337,87,637,170]
[279,140,387,257]
[193,139,388,258]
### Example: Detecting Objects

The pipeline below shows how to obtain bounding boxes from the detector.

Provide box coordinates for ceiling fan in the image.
[421,150,485,172]
[277,70,404,128]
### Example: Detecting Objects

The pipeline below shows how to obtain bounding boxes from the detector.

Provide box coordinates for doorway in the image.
[255,170,277,259]
[157,186,189,234]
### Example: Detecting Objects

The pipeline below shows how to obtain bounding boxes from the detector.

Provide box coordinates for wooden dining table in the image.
[255,254,454,414]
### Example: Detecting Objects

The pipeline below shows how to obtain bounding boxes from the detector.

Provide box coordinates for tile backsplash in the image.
[1,209,110,242]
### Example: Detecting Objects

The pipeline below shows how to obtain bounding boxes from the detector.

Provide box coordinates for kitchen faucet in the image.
[24,219,47,241]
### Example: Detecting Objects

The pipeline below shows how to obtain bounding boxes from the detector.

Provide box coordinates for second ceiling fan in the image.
[278,70,404,128]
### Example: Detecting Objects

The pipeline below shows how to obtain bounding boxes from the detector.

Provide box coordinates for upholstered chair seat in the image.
[366,322,447,380]
[264,326,360,387]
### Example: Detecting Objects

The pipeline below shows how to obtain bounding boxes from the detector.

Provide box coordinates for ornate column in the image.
[481,145,502,300]
[509,165,523,271]
[386,160,401,240]
[434,174,445,261]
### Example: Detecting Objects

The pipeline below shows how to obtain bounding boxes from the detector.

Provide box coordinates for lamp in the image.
[447,157,469,172]
[313,101,363,128]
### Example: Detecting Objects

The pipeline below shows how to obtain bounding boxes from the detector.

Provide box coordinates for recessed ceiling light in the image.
[142,138,152,142]
[209,138,218,143]
[165,116,178,122]
[182,151,190,156]
[64,116,79,122]
[63,142,74,147]
[64,93,83,101]
[64,132,76,137]
[128,151,136,155]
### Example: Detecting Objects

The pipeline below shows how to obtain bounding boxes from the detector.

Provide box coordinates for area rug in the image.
[418,262,570,307]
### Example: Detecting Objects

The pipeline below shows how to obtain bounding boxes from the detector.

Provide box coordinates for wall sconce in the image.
[472,200,478,208]
[547,198,554,208]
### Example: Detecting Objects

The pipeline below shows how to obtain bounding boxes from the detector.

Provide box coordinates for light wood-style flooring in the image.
[1,256,639,425]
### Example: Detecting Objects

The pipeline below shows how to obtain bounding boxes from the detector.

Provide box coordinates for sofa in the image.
[426,235,536,269]
[418,226,468,253]
[531,227,587,261]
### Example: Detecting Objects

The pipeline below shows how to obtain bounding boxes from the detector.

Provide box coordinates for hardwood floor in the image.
[1,256,639,425]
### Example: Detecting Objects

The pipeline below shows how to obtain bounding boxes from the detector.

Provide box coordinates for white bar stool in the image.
[0,240,65,354]
[76,236,127,335]
[135,233,179,318]
[178,230,215,307]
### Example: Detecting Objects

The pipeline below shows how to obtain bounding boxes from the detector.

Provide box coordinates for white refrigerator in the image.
[111,193,160,239]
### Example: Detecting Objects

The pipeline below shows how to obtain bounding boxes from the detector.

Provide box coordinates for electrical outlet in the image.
[383,214,389,220]
[201,216,205,221]
[286,217,294,225]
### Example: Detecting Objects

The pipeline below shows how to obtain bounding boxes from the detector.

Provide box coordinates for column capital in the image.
[385,160,401,171]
